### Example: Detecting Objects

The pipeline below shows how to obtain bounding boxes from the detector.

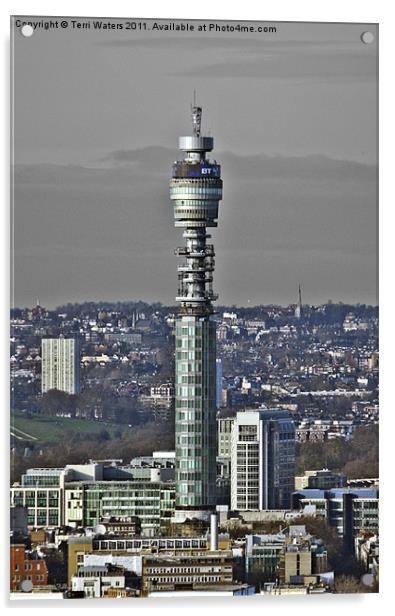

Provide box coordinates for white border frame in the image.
[2,1,391,614]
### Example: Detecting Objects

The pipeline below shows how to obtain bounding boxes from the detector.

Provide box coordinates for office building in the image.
[279,526,329,585]
[230,409,295,511]
[65,480,175,535]
[216,358,223,408]
[41,337,80,395]
[71,564,132,598]
[216,414,235,504]
[141,551,234,593]
[10,464,104,528]
[11,468,66,528]
[295,469,347,490]
[171,103,223,519]
[245,525,328,588]
[11,463,175,536]
[292,488,379,552]
[217,414,235,461]
[245,533,285,579]
[67,534,231,586]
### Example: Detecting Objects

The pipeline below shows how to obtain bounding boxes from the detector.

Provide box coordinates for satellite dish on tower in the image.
[94,524,106,536]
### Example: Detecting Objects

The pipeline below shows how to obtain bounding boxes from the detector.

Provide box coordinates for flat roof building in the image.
[141,550,233,594]
[231,409,295,511]
[295,469,347,490]
[292,488,379,553]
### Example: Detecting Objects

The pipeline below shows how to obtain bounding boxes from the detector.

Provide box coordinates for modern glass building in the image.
[11,468,65,527]
[10,465,175,535]
[291,488,379,552]
[170,104,223,517]
[11,486,62,527]
[65,481,175,536]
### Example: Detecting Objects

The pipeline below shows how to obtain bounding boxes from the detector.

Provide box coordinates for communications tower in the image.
[295,284,303,320]
[170,102,223,520]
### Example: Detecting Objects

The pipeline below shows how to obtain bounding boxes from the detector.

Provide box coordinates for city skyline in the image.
[12,19,377,308]
[11,295,379,312]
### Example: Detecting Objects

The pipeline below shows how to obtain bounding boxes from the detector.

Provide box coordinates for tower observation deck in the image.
[170,104,223,518]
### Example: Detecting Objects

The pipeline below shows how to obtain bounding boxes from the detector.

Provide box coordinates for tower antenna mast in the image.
[191,90,202,137]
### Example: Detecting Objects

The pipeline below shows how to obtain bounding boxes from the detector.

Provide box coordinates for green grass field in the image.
[11,413,122,444]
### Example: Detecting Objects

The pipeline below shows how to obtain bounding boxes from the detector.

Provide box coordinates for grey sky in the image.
[12,18,378,308]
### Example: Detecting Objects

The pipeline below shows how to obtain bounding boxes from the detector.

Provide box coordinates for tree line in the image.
[296,425,378,478]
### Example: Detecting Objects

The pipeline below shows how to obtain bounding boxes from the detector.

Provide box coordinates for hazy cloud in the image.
[13,153,377,308]
[172,50,376,83]
[103,146,376,182]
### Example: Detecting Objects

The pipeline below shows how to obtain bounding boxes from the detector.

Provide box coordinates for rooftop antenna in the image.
[191,90,202,137]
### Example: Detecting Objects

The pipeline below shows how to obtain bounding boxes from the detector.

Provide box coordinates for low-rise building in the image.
[71,564,129,598]
[10,544,48,592]
[11,463,175,536]
[245,525,328,589]
[280,543,312,584]
[65,479,175,535]
[245,533,285,580]
[292,488,379,552]
[141,551,234,593]
[295,469,347,490]
[67,533,231,587]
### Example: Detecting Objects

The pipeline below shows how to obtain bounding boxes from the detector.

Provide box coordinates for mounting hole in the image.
[361,573,374,587]
[21,24,34,37]
[361,31,374,44]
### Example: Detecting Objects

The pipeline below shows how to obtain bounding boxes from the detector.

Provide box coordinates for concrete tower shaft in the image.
[171,105,223,516]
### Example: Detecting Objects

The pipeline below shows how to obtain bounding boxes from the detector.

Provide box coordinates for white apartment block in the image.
[41,337,80,395]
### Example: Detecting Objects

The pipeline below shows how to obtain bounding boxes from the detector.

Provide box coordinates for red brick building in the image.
[10,544,48,591]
